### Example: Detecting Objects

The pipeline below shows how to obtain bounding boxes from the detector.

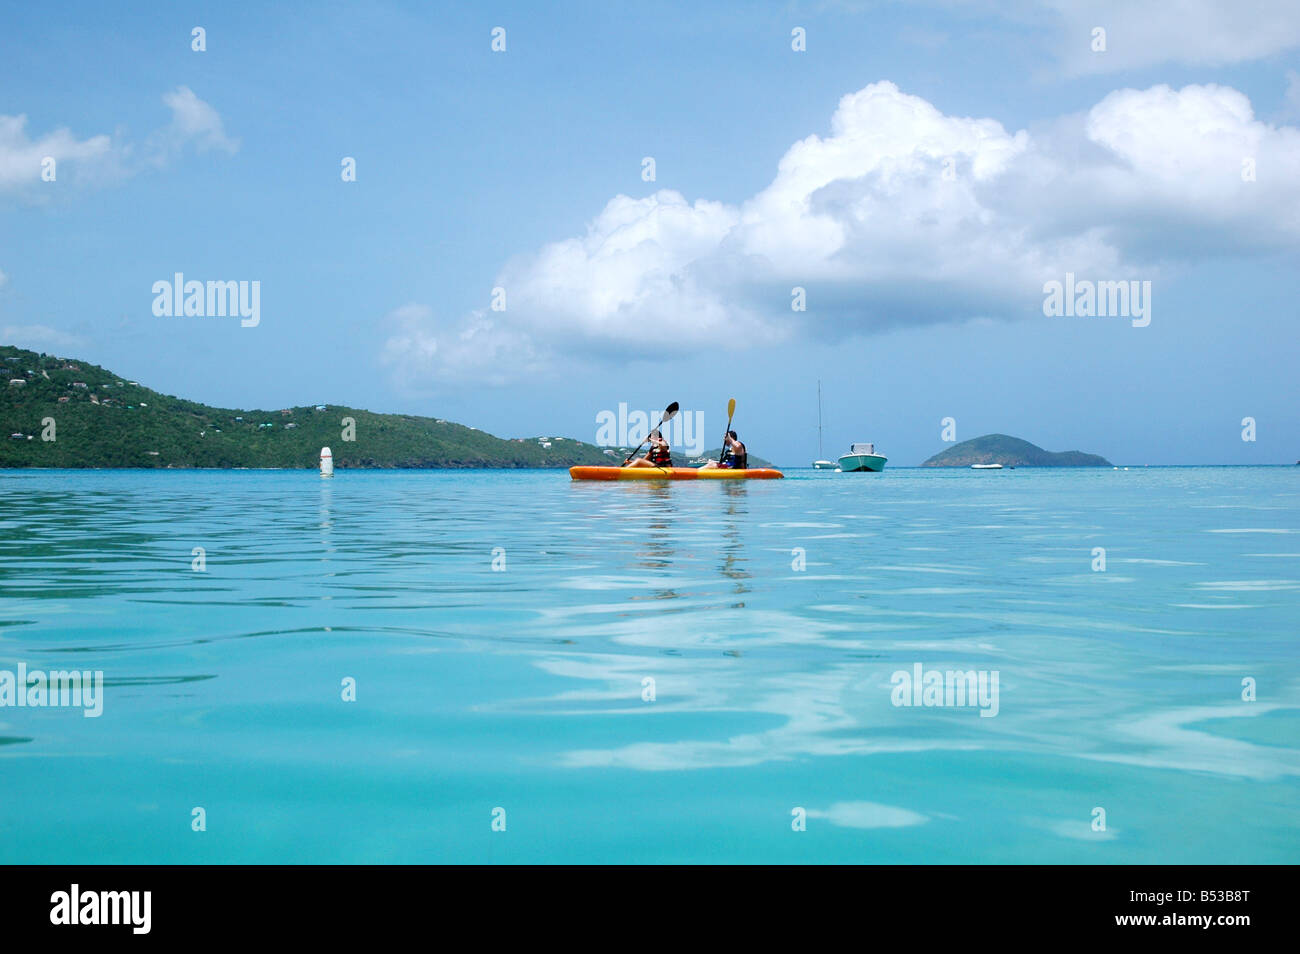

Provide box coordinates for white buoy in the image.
[320,446,334,478]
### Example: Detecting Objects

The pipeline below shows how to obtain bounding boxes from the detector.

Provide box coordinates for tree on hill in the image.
[0,345,614,469]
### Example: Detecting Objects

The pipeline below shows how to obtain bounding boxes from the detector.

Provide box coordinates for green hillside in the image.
[922,433,1110,467]
[0,345,618,469]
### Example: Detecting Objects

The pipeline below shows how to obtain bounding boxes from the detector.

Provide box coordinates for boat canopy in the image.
[849,443,875,455]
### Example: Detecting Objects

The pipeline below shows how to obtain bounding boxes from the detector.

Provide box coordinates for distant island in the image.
[0,345,722,470]
[923,434,1111,467]
[689,447,772,468]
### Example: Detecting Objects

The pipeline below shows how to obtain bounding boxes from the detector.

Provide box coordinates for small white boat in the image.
[838,442,887,473]
[970,463,1003,470]
[812,381,837,469]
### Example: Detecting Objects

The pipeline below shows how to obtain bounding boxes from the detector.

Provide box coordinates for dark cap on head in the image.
[727,430,738,439]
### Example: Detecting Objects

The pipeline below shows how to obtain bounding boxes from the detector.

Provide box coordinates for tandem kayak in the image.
[570,466,784,481]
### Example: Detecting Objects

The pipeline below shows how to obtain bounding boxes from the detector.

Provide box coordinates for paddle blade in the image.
[727,398,736,419]
[660,401,680,423]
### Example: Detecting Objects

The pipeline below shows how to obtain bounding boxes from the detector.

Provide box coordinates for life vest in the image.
[723,442,747,469]
[648,442,672,467]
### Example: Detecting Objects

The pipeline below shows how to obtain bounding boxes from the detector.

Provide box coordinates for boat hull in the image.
[812,460,838,470]
[570,466,784,481]
[837,454,887,473]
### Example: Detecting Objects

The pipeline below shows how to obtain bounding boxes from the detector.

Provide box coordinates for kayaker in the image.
[700,431,747,470]
[625,430,673,469]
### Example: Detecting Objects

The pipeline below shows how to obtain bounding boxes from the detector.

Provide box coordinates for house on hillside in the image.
[8,379,24,387]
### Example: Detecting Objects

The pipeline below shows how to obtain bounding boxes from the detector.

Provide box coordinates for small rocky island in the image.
[923,434,1111,468]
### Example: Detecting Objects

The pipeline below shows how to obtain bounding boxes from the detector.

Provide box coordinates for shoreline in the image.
[2,463,1295,473]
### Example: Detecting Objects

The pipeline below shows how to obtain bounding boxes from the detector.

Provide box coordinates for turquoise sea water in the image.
[0,467,1297,864]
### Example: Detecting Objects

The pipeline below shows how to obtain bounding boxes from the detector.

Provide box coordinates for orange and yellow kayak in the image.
[569,466,784,481]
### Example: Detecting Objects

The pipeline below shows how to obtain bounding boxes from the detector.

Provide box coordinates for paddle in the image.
[717,398,736,466]
[622,402,679,465]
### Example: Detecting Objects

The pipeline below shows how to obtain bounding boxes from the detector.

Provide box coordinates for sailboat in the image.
[813,381,837,469]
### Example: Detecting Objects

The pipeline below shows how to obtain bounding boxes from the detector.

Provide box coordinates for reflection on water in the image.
[717,481,750,588]
[0,468,1297,863]
[634,484,674,573]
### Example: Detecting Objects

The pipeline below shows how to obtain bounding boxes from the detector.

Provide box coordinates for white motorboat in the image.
[838,442,887,473]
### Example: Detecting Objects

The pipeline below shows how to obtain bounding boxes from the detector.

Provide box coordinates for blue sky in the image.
[2,1,1298,465]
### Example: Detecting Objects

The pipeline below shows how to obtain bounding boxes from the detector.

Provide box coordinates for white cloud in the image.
[498,191,773,349]
[1047,0,1300,74]
[837,2,1300,73]
[1283,69,1300,121]
[386,80,1300,386]
[1032,84,1300,256]
[1,324,86,351]
[0,87,236,194]
[147,86,239,163]
[379,302,545,389]
[0,114,114,191]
